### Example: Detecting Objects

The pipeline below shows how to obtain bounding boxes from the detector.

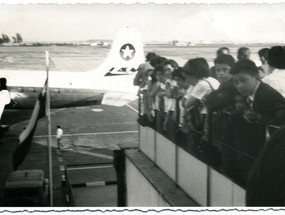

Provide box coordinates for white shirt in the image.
[183,85,194,99]
[262,68,285,98]
[165,79,177,112]
[0,90,10,105]
[56,128,63,139]
[191,77,220,101]
[0,89,10,120]
[191,77,220,114]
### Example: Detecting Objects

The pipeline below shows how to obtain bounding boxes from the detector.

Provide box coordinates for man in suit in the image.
[231,59,285,127]
[230,59,285,178]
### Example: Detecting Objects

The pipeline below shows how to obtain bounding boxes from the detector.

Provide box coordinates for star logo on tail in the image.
[120,44,135,61]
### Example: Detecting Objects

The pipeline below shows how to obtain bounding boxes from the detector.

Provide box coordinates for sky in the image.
[0,2,285,43]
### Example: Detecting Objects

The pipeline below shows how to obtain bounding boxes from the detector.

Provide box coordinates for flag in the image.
[12,79,47,171]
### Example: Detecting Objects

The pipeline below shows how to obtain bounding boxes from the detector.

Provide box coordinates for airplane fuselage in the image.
[0,27,144,111]
[8,86,104,109]
[1,69,138,109]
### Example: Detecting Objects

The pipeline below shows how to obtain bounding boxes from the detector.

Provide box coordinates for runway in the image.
[0,101,139,206]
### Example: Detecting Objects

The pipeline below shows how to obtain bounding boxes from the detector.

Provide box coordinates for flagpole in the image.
[45,51,53,206]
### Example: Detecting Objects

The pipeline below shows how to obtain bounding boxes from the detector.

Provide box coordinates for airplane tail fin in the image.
[94,26,145,76]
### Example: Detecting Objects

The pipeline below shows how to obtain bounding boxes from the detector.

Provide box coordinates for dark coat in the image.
[252,82,285,126]
[247,126,285,206]
[206,79,237,113]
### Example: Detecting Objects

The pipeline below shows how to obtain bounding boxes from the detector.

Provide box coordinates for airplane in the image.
[0,27,145,125]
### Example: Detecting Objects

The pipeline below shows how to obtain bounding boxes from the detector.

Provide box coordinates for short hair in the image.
[214,54,235,68]
[237,47,251,60]
[172,67,185,80]
[150,56,167,69]
[0,78,7,90]
[238,47,250,55]
[230,59,259,76]
[162,59,179,70]
[146,52,157,62]
[216,47,230,56]
[258,48,269,60]
[268,46,285,69]
[57,125,61,128]
[154,65,165,75]
[183,58,210,79]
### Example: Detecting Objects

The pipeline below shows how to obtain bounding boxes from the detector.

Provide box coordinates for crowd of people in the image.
[134,46,285,199]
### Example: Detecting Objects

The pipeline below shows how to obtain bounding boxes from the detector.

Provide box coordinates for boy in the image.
[237,47,251,61]
[171,68,190,125]
[230,59,285,126]
[206,54,237,113]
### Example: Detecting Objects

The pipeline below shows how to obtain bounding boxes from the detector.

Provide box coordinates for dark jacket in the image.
[253,82,285,126]
[206,79,237,113]
[247,126,285,206]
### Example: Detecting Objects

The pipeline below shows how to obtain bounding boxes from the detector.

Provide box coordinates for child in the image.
[161,60,179,131]
[237,47,251,61]
[134,63,155,125]
[206,54,236,113]
[231,59,285,126]
[172,68,190,126]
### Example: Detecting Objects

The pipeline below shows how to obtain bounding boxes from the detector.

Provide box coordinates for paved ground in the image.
[0,101,139,207]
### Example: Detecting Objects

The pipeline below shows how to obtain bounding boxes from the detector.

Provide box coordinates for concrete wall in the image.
[139,126,156,161]
[125,158,170,207]
[137,126,246,206]
[177,147,208,206]
[156,133,176,181]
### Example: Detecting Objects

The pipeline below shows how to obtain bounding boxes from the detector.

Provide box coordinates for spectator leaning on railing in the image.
[171,67,190,125]
[134,62,154,125]
[231,59,285,128]
[206,54,237,113]
[161,59,179,131]
[210,47,231,78]
[182,58,220,132]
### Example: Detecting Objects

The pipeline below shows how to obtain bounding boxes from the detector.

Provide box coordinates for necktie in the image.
[247,97,253,110]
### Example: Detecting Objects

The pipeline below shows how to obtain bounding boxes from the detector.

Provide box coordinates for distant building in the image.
[90,41,110,47]
[170,40,195,47]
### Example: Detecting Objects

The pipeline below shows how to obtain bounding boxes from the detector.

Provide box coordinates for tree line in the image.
[0,33,23,44]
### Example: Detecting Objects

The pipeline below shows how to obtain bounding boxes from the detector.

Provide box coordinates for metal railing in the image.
[137,95,281,189]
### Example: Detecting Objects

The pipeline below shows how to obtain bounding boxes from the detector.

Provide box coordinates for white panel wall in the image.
[232,183,246,206]
[139,126,155,162]
[209,169,232,206]
[209,168,246,206]
[177,147,207,206]
[156,133,176,181]
[138,126,247,206]
[125,158,170,207]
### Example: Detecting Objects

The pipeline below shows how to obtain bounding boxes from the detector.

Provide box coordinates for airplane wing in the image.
[1,109,33,126]
[101,92,138,107]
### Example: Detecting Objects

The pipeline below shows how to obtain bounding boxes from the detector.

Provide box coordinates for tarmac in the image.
[0,101,139,207]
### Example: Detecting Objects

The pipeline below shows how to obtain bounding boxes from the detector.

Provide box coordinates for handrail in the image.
[137,94,281,188]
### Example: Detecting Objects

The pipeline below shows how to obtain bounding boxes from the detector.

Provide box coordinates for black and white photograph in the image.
[0,0,285,209]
